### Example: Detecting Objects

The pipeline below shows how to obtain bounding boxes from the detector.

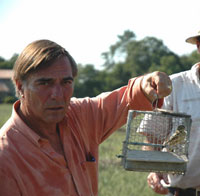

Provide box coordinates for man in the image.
[143,31,200,196]
[0,39,171,196]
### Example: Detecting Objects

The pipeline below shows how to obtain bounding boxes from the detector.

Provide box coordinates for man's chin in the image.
[45,114,65,124]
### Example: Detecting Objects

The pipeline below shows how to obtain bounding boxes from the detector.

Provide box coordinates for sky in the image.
[0,0,200,69]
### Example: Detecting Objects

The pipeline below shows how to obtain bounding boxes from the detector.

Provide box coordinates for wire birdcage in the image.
[120,109,192,174]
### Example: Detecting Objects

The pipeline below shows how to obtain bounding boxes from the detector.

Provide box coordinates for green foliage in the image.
[180,50,200,70]
[73,64,107,97]
[3,96,17,104]
[102,62,131,90]
[102,30,136,69]
[0,54,18,69]
[150,54,183,75]
[0,56,5,63]
[99,29,193,90]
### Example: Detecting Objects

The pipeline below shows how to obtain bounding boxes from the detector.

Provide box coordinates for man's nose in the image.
[50,85,64,99]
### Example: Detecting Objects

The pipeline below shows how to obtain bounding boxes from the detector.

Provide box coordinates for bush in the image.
[3,96,17,104]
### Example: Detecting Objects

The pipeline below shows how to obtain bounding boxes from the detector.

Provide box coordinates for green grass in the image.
[99,129,158,196]
[0,104,158,195]
[0,103,12,128]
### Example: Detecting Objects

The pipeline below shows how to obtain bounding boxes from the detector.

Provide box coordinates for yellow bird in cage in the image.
[163,125,187,147]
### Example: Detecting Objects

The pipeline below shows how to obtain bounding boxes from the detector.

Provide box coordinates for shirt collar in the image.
[11,100,46,147]
[12,100,68,147]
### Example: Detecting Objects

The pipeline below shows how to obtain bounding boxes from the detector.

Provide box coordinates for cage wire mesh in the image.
[120,109,192,174]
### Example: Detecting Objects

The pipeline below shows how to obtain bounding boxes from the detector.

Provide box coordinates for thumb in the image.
[141,76,158,103]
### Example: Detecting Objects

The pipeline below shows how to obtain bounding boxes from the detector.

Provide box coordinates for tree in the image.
[124,37,180,76]
[74,64,106,97]
[0,30,198,99]
[0,54,18,69]
[101,30,136,69]
[0,56,5,63]
[180,50,200,71]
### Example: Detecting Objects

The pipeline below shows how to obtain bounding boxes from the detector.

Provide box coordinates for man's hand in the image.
[141,71,172,103]
[147,172,169,195]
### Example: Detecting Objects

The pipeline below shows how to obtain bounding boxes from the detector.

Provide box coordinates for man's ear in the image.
[15,80,24,95]
[16,80,22,90]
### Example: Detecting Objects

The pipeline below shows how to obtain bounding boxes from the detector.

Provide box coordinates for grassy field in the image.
[99,129,158,196]
[0,104,12,127]
[0,104,158,196]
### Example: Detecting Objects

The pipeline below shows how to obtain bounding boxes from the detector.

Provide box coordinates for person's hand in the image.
[141,71,172,103]
[147,172,169,195]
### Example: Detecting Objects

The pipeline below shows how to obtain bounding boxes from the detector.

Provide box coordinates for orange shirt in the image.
[0,77,161,196]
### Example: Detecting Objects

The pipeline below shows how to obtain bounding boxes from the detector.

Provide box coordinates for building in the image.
[0,69,15,103]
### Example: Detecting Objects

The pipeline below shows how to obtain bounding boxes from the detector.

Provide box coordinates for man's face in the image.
[20,56,74,126]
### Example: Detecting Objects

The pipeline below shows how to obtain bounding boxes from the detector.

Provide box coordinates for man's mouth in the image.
[47,106,64,111]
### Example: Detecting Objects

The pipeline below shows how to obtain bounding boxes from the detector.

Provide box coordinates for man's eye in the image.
[63,80,73,85]
[39,81,49,86]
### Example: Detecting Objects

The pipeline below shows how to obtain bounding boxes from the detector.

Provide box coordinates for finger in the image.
[141,76,158,103]
[149,179,169,194]
[147,173,160,188]
[152,72,172,98]
[153,185,169,194]
[147,173,169,194]
[141,71,172,103]
[162,174,170,185]
[156,82,172,98]
[145,87,158,103]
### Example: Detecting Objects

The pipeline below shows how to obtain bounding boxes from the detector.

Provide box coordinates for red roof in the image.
[0,69,13,79]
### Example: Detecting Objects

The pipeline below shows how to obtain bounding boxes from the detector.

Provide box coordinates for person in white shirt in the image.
[142,31,200,196]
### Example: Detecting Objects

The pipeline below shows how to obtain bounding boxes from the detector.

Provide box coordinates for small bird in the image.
[163,125,187,147]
